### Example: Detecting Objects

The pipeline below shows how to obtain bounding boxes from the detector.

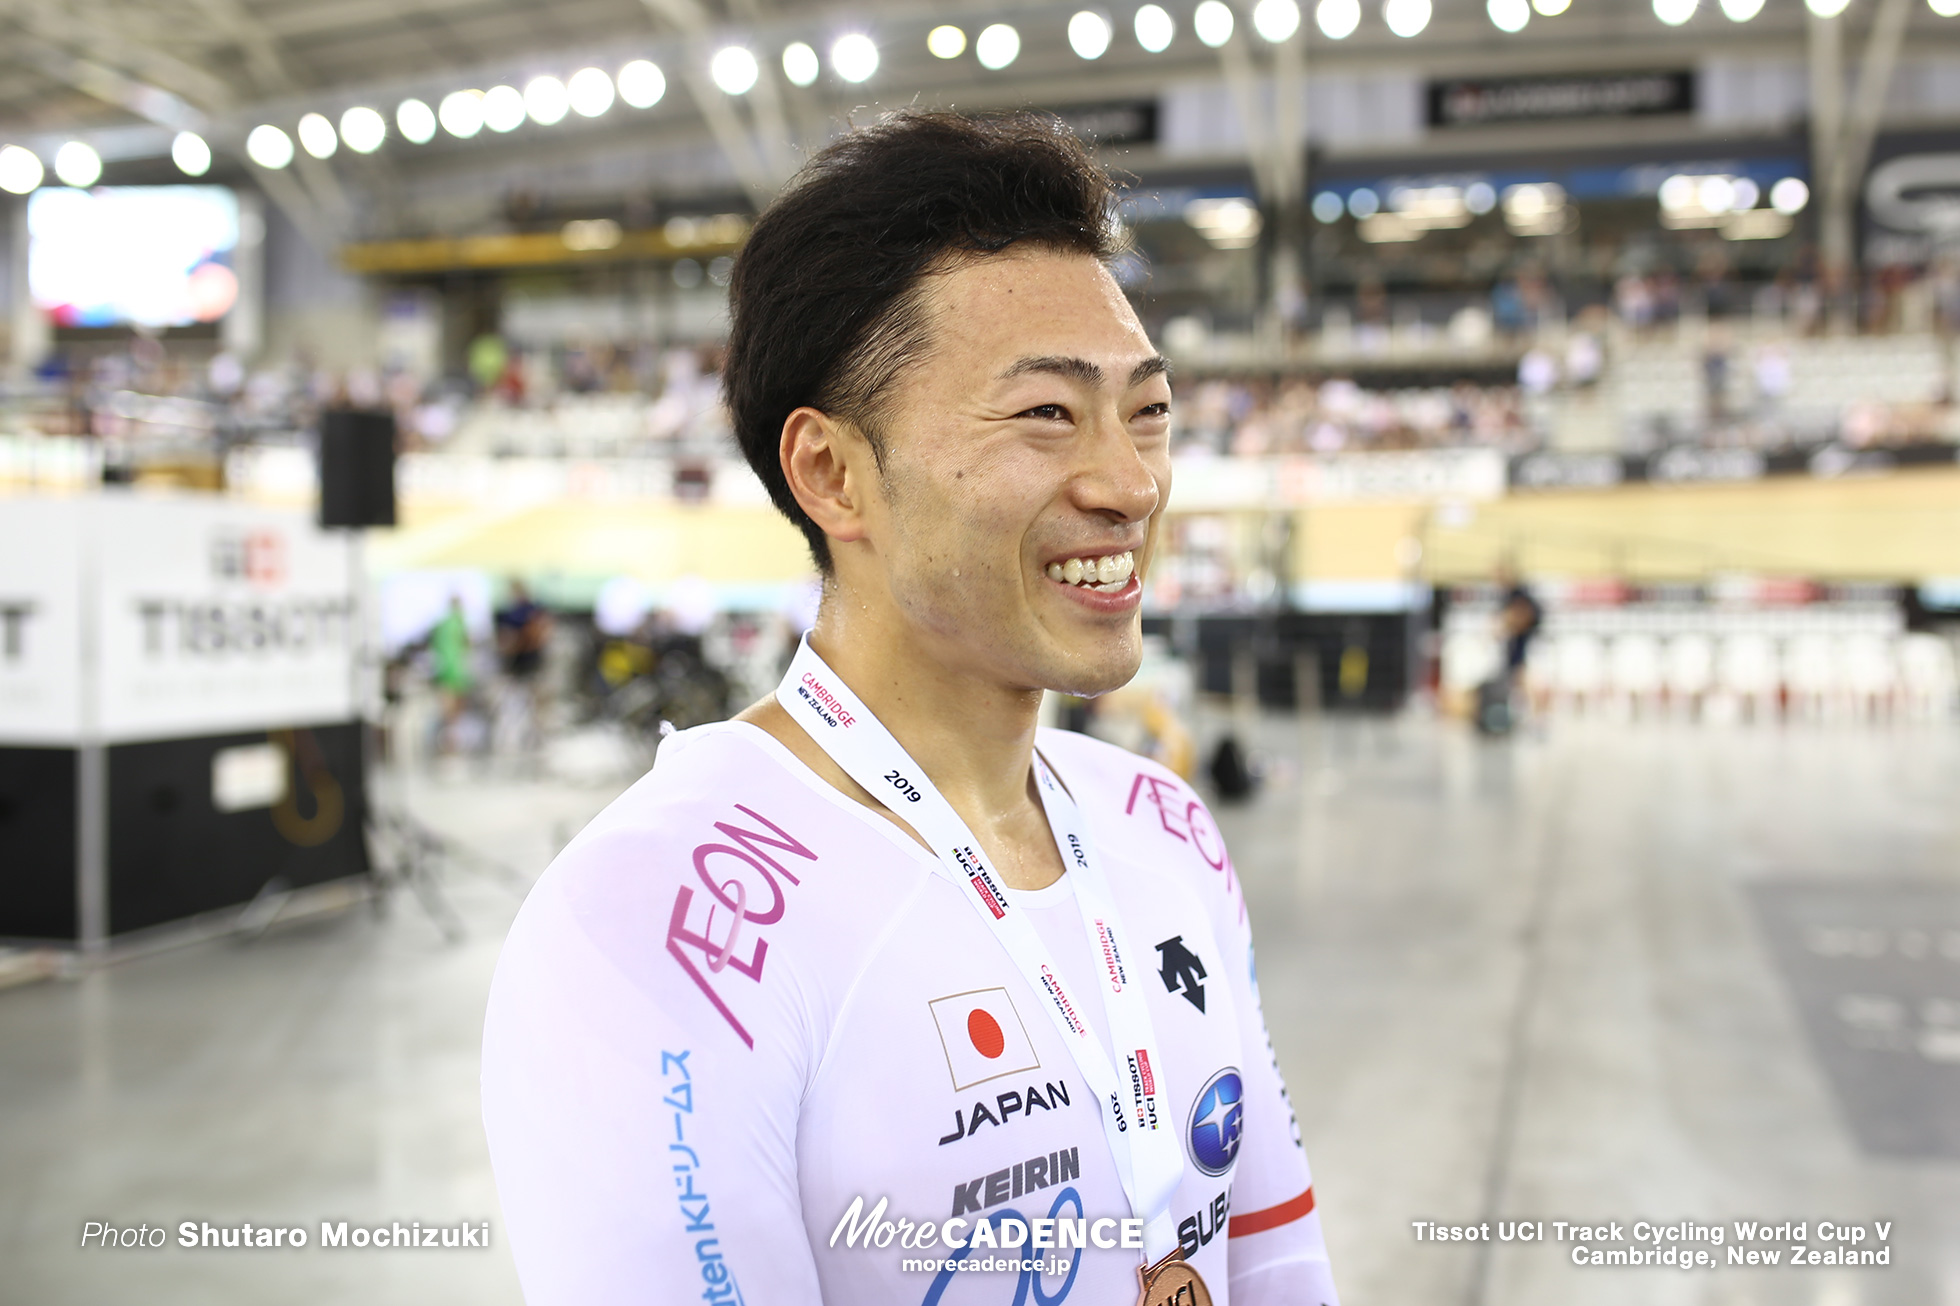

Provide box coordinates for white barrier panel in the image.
[0,495,358,746]
[0,498,86,744]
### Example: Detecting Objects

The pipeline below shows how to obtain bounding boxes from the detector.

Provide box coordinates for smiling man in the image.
[481,111,1338,1306]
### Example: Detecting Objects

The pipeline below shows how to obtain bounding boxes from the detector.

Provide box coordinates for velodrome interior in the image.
[3,0,1960,1302]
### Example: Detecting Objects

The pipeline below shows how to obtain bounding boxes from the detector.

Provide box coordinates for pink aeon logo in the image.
[665,804,819,1049]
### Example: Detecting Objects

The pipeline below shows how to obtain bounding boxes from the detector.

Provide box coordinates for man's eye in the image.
[1019,404,1071,421]
[1136,403,1171,419]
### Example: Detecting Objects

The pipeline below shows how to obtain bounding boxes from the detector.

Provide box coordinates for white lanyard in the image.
[778,637,1185,1260]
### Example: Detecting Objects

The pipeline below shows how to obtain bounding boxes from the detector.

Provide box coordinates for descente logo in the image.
[797,673,856,727]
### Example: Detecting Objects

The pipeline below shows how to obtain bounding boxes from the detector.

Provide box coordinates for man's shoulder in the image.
[1036,727,1236,887]
[546,721,852,891]
[501,721,926,1053]
[1036,725,1197,813]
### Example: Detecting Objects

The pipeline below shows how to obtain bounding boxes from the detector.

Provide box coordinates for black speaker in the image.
[318,409,397,528]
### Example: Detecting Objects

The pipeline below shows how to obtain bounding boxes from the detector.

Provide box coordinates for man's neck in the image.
[734,589,1066,890]
[807,602,1044,827]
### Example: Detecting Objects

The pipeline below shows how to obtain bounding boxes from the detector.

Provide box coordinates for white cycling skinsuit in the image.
[482,720,1339,1306]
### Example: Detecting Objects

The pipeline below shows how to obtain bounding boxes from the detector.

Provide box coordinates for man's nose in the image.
[1074,412,1160,522]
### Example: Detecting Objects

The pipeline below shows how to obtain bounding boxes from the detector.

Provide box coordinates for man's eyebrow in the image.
[997,355,1173,388]
[999,355,1104,386]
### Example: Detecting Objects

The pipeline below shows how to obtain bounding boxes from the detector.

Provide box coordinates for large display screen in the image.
[28,185,241,328]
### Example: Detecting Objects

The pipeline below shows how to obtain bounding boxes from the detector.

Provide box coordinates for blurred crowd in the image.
[1171,375,1533,455]
[6,259,1960,482]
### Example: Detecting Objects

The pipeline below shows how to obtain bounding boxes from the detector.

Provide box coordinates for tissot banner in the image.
[97,497,358,742]
[0,495,358,745]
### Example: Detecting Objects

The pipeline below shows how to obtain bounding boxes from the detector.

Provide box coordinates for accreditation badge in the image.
[1136,1246,1213,1306]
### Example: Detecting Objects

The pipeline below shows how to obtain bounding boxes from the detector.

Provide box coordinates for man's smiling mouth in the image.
[1044,550,1135,592]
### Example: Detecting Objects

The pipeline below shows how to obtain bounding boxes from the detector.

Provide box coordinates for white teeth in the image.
[1047,550,1135,589]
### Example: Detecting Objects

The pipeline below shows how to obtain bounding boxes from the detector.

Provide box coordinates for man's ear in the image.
[781,406,875,549]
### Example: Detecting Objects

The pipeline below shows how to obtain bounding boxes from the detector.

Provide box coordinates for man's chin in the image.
[1035,644,1143,698]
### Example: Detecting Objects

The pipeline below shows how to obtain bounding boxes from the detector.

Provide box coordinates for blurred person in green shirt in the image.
[431,596,475,754]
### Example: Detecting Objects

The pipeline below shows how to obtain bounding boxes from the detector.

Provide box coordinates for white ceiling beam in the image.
[16,36,207,130]
[8,1,242,109]
[637,0,791,204]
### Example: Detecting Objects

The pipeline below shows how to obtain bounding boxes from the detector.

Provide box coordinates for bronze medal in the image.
[1135,1247,1213,1306]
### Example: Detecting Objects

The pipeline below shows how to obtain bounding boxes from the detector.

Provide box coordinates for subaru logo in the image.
[1187,1068,1243,1176]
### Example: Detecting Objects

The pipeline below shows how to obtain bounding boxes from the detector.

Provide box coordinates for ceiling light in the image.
[1384,0,1433,34]
[1135,4,1176,48]
[397,98,438,143]
[340,106,386,153]
[832,33,879,82]
[1720,0,1763,16]
[171,130,212,176]
[1185,197,1263,248]
[245,124,295,169]
[1934,0,1960,16]
[53,140,102,187]
[1654,0,1697,22]
[568,67,616,116]
[1311,191,1345,222]
[1533,0,1571,12]
[438,90,485,138]
[1359,214,1426,242]
[0,144,44,194]
[1316,0,1360,37]
[1503,182,1568,234]
[1465,181,1497,212]
[1770,177,1809,213]
[1488,0,1531,28]
[928,24,967,57]
[976,23,1021,68]
[1658,176,1777,232]
[1805,0,1850,13]
[525,75,570,124]
[1722,210,1792,240]
[1070,11,1114,57]
[1195,0,1236,44]
[782,41,819,85]
[711,46,760,94]
[618,61,666,108]
[483,85,526,132]
[1389,185,1473,228]
[1348,187,1380,217]
[562,218,623,251]
[297,112,337,158]
[1256,0,1304,39]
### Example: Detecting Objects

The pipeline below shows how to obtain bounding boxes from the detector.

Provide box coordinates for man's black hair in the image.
[724,109,1122,570]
